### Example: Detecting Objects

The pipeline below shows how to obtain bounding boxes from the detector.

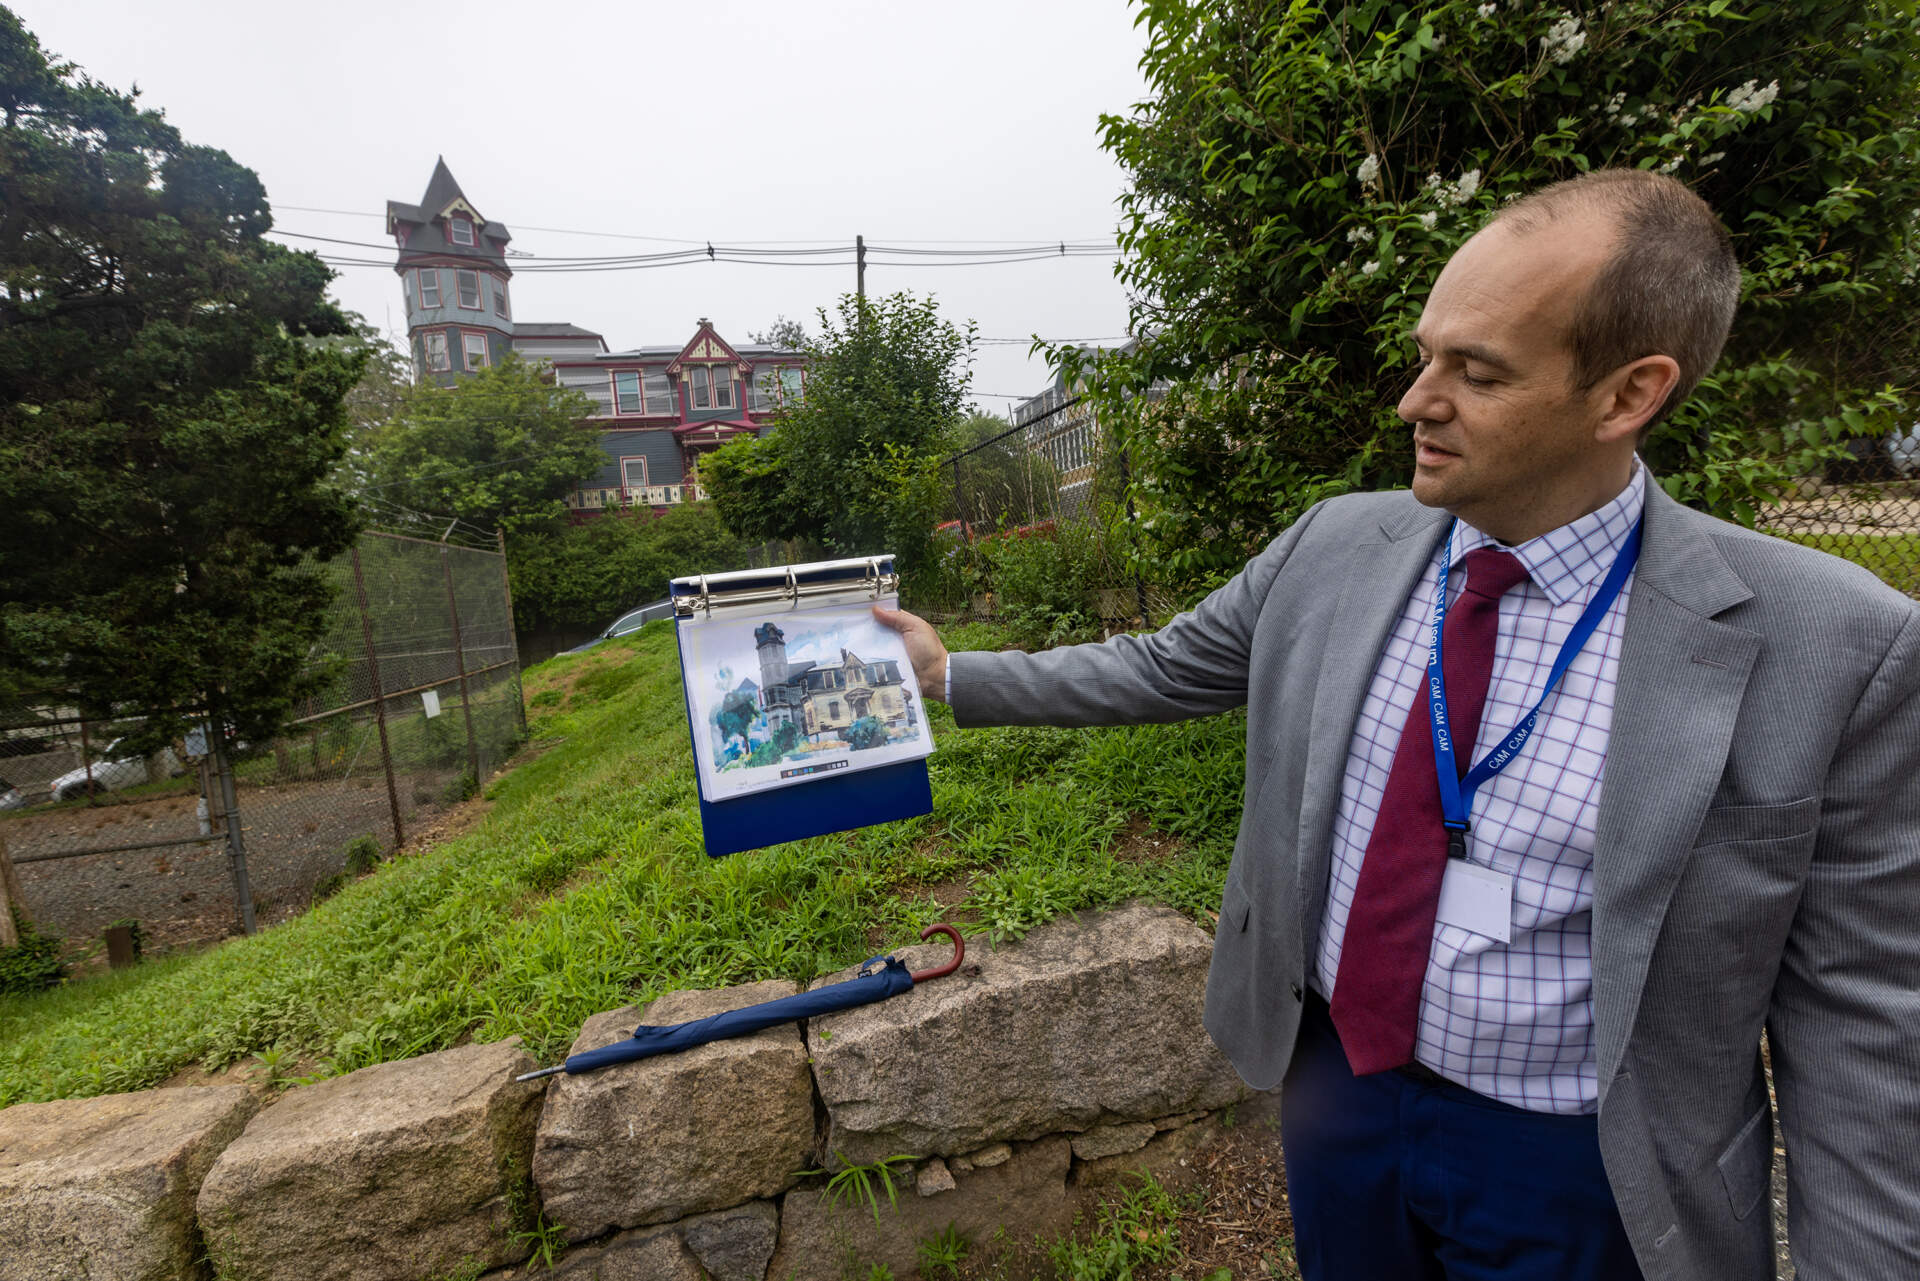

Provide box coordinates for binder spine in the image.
[672,557,898,620]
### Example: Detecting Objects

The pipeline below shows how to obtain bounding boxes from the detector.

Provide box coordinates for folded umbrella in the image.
[516,924,965,1082]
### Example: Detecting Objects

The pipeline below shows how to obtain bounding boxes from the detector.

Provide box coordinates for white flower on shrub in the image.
[1361,259,1382,276]
[1436,168,1482,209]
[1657,156,1683,175]
[1725,79,1780,113]
[1356,153,1381,186]
[1542,13,1586,64]
[1418,211,1439,230]
[1476,2,1497,16]
[1605,91,1627,117]
[1346,225,1375,244]
[1701,151,1726,164]
[1432,34,1446,48]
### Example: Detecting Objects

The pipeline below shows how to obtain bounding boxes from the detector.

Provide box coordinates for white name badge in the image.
[1436,859,1513,943]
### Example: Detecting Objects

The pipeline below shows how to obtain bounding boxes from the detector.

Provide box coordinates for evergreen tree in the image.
[0,7,366,747]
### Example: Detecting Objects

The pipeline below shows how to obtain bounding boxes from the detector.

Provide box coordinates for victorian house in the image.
[387,159,804,517]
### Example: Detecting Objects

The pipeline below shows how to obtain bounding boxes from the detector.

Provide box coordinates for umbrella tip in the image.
[515,1065,567,1082]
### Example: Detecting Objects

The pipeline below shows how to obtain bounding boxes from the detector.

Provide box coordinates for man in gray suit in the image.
[878,170,1920,1279]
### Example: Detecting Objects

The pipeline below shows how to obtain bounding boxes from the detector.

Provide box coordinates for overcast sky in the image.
[18,0,1151,413]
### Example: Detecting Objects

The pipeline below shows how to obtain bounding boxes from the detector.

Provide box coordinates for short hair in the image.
[1492,169,1740,438]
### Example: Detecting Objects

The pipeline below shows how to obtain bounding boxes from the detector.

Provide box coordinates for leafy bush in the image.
[1067,0,1920,592]
[342,834,382,876]
[979,520,1114,650]
[0,915,67,996]
[843,716,887,751]
[506,502,752,635]
[743,720,801,768]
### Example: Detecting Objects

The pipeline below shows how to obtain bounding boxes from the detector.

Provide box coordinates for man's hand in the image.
[872,604,949,701]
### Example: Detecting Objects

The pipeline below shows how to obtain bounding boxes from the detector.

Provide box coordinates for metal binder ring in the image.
[784,566,797,607]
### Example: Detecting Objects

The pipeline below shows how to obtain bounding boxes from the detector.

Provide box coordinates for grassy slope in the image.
[0,621,1246,1107]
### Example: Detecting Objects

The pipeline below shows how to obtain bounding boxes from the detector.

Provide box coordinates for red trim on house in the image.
[617,455,650,491]
[455,268,483,310]
[417,267,441,308]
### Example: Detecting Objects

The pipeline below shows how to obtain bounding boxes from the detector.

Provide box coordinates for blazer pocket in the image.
[1716,1100,1772,1222]
[1692,795,1818,849]
[1220,878,1253,934]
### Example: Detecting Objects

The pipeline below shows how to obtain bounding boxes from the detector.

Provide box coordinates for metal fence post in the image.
[211,739,256,935]
[497,531,526,735]
[440,544,482,788]
[350,545,405,849]
[0,826,22,946]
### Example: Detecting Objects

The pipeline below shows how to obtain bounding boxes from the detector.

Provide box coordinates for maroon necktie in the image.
[1330,547,1530,1075]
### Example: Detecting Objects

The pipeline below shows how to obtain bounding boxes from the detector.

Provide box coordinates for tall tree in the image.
[1070,0,1920,590]
[0,8,365,746]
[704,291,973,583]
[363,355,601,534]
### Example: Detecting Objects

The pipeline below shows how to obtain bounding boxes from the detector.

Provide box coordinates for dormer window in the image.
[691,365,735,410]
[450,216,475,246]
[456,269,481,309]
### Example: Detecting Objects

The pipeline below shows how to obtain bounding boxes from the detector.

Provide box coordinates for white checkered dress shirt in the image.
[1313,465,1647,1115]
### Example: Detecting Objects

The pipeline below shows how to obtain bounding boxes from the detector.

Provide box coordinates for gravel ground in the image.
[7,774,456,953]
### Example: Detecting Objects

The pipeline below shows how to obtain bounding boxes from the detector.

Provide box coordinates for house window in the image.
[748,371,775,412]
[462,331,489,370]
[778,368,803,405]
[425,331,450,371]
[450,216,474,246]
[621,458,648,492]
[692,366,735,410]
[492,276,509,319]
[613,371,643,414]
[417,268,440,308]
[828,700,841,719]
[644,371,674,415]
[456,269,481,309]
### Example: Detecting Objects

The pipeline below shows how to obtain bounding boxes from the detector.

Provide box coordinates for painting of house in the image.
[754,623,916,743]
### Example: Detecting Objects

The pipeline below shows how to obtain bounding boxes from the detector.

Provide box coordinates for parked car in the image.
[47,741,183,803]
[1888,424,1920,478]
[567,597,675,655]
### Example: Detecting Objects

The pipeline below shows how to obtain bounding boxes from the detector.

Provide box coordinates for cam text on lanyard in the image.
[1426,518,1643,863]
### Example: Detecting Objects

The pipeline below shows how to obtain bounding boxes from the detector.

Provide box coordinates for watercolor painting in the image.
[679,597,932,802]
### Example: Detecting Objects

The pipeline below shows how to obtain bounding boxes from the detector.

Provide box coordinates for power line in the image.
[275,203,1117,248]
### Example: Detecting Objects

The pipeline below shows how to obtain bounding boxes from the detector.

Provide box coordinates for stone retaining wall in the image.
[0,903,1262,1281]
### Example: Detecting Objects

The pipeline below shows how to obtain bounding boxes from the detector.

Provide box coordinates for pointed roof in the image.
[419,157,469,221]
[386,157,512,269]
[667,319,749,374]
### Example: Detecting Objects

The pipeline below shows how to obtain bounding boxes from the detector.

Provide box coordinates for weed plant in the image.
[0,620,1244,1105]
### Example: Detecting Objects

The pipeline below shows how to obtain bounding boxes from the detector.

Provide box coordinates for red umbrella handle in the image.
[909,923,965,983]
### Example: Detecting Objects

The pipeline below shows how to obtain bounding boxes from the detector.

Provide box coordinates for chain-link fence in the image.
[934,390,1179,630]
[1758,435,1920,596]
[0,529,524,955]
[937,399,1920,634]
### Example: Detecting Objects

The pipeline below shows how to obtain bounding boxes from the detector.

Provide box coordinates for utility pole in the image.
[856,234,866,300]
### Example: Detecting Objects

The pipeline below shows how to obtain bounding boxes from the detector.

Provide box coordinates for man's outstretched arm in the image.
[873,501,1328,729]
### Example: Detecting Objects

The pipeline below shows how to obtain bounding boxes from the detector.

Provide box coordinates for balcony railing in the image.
[568,483,700,511]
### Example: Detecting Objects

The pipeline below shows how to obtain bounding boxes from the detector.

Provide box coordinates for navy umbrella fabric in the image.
[517,924,965,1082]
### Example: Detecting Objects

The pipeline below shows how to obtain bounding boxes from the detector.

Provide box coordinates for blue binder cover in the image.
[671,557,933,858]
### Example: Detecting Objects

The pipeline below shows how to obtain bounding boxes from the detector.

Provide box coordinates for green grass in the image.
[0,621,1245,1106]
[1780,530,1920,595]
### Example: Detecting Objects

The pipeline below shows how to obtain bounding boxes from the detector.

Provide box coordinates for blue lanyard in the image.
[1427,516,1643,859]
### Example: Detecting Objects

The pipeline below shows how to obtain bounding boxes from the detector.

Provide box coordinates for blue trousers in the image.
[1280,992,1645,1281]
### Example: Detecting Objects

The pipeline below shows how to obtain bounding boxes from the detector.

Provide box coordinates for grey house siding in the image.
[557,366,616,416]
[514,338,605,363]
[591,429,683,488]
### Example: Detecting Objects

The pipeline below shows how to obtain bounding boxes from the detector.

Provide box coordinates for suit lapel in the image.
[1295,500,1450,954]
[1590,487,1761,1090]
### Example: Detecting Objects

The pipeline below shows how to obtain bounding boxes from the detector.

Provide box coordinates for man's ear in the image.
[1595,355,1681,445]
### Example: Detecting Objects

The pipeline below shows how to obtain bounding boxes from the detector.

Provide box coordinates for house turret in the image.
[754,622,789,689]
[387,157,517,384]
